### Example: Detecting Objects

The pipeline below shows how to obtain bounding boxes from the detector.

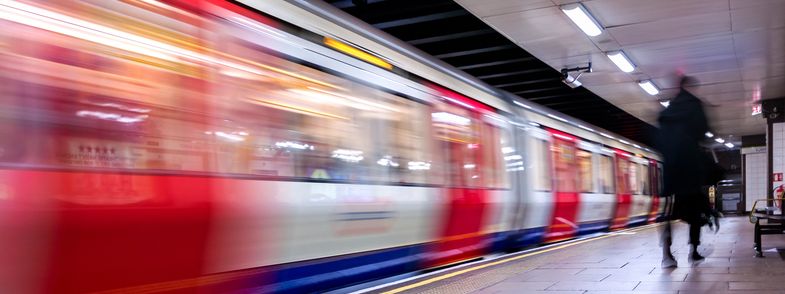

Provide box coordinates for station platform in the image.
[362,217,785,294]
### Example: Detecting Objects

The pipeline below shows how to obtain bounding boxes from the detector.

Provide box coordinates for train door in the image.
[574,142,613,235]
[627,158,651,226]
[544,130,580,242]
[428,95,492,267]
[517,126,553,246]
[610,151,632,230]
[648,159,661,223]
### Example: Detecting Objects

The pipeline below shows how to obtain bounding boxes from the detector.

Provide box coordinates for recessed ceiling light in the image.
[660,100,670,108]
[607,51,635,72]
[715,138,725,143]
[638,80,659,95]
[561,3,603,37]
[724,142,734,148]
[705,132,714,138]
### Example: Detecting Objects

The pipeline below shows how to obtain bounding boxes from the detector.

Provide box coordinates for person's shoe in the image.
[689,250,705,262]
[662,254,678,268]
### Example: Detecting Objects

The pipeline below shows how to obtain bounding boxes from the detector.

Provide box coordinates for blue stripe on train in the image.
[627,215,649,227]
[577,220,610,236]
[272,245,424,293]
[512,227,547,247]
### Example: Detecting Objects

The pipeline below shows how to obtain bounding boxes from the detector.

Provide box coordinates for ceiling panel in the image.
[731,1,785,32]
[607,11,731,46]
[585,0,729,27]
[455,0,553,18]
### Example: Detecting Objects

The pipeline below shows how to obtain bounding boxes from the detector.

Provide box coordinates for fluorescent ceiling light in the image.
[638,80,659,95]
[660,101,670,107]
[561,4,603,37]
[724,142,734,148]
[715,138,725,143]
[705,132,714,138]
[607,51,635,72]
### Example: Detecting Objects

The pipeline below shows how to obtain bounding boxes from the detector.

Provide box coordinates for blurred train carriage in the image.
[0,0,664,293]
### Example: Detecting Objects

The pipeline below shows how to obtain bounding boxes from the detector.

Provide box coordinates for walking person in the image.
[656,75,712,268]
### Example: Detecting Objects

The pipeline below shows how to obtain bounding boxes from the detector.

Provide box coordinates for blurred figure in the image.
[656,75,711,267]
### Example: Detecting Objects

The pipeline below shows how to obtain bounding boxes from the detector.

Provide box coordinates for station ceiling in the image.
[326,0,656,145]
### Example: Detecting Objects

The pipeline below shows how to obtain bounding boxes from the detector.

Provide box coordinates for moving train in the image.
[0,0,665,293]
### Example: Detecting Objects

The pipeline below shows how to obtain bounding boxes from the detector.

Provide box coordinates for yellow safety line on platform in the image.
[381,224,661,294]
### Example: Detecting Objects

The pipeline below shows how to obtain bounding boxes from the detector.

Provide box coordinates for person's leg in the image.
[661,196,677,267]
[689,209,705,261]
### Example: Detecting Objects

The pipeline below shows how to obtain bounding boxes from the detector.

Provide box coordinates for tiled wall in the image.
[774,123,785,190]
[745,152,767,211]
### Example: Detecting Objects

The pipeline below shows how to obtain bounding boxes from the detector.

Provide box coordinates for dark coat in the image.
[657,89,709,196]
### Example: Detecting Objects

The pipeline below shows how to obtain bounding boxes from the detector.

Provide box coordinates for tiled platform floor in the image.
[380,217,785,294]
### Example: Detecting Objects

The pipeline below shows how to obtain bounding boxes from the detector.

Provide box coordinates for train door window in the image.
[552,138,578,193]
[599,154,615,193]
[531,138,552,191]
[432,102,482,188]
[628,162,639,194]
[639,163,650,195]
[616,158,631,194]
[577,149,594,193]
[482,122,511,189]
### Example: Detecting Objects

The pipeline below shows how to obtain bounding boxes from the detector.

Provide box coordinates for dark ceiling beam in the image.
[476,68,551,79]
[329,0,387,9]
[434,45,517,58]
[491,77,553,88]
[407,29,495,45]
[512,86,567,95]
[372,10,468,29]
[527,92,589,101]
[457,57,537,70]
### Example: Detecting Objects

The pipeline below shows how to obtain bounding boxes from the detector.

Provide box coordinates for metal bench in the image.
[749,198,785,257]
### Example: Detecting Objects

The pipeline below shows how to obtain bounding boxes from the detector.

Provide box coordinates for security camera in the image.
[561,73,582,88]
[560,63,592,89]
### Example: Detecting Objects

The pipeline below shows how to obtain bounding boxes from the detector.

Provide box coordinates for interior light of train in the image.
[601,148,615,153]
[715,138,725,143]
[0,1,341,90]
[502,147,515,154]
[638,80,659,95]
[506,167,525,172]
[619,139,631,145]
[705,132,714,138]
[547,114,568,123]
[725,142,734,148]
[323,37,393,70]
[214,131,246,142]
[275,141,313,150]
[599,132,614,139]
[306,87,398,112]
[632,144,641,148]
[88,102,151,113]
[431,112,471,126]
[377,156,399,167]
[76,110,148,123]
[561,3,603,37]
[660,100,670,108]
[467,143,479,149]
[504,154,523,161]
[407,161,431,170]
[506,161,523,167]
[606,51,635,73]
[332,149,364,162]
[463,164,476,169]
[237,131,249,136]
[483,114,505,124]
[528,122,541,127]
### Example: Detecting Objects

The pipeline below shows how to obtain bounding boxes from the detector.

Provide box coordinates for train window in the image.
[577,149,594,193]
[552,138,577,193]
[599,155,615,193]
[531,138,552,191]
[481,122,510,189]
[616,158,631,194]
[0,9,444,186]
[639,163,650,195]
[432,102,482,188]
